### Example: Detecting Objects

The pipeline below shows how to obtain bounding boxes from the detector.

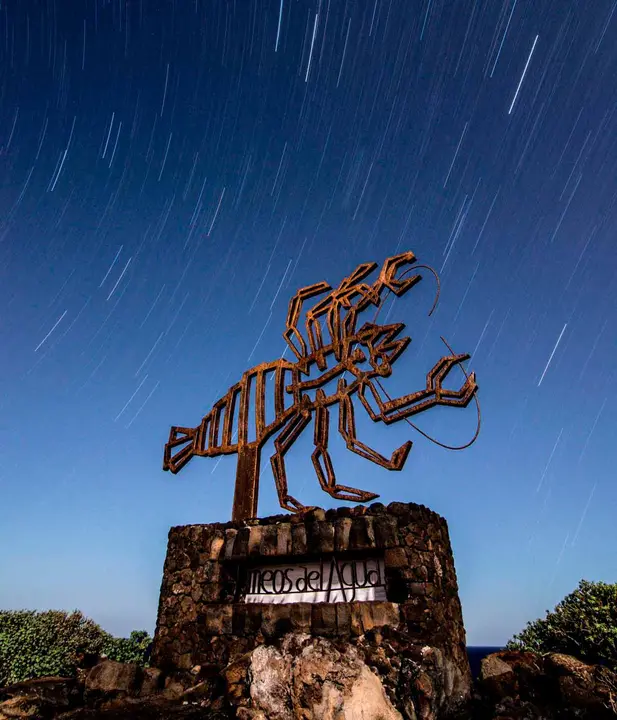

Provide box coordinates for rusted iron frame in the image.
[163,251,479,521]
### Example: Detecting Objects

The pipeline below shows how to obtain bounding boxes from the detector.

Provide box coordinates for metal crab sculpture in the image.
[163,251,479,521]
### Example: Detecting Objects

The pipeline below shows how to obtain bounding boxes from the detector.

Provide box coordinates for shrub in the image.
[506,579,617,670]
[0,610,152,686]
[102,630,152,666]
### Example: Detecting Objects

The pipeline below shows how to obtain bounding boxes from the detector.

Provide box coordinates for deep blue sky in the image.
[1,0,616,646]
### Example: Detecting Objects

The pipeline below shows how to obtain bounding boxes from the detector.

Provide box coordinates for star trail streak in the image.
[508,34,539,114]
[1,0,615,644]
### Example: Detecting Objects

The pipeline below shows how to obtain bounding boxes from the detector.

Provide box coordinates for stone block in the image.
[311,603,337,636]
[350,603,364,636]
[276,523,292,556]
[224,529,238,560]
[180,596,197,621]
[304,508,326,522]
[208,532,225,561]
[189,526,203,544]
[176,551,192,571]
[411,564,430,583]
[259,525,278,557]
[401,598,430,627]
[241,603,262,635]
[306,520,334,554]
[175,568,192,584]
[203,605,233,635]
[433,554,444,582]
[200,578,223,603]
[290,603,312,633]
[367,602,400,631]
[261,604,292,638]
[334,517,352,552]
[373,514,399,548]
[194,561,218,585]
[336,602,351,635]
[291,524,307,555]
[247,526,264,556]
[233,527,250,558]
[171,582,186,596]
[386,501,411,519]
[349,516,376,550]
[384,547,408,568]
[354,603,396,635]
[408,582,428,596]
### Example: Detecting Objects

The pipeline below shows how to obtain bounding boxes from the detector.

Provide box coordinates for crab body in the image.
[163,251,478,520]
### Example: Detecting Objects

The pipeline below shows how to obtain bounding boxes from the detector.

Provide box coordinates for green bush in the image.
[506,579,617,670]
[102,630,152,666]
[0,610,151,686]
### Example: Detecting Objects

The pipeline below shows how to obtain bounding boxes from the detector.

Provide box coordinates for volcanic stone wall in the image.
[151,501,471,713]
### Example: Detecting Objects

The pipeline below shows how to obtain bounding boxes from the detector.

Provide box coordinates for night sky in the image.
[1,0,616,645]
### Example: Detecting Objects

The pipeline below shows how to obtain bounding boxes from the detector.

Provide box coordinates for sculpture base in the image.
[151,502,472,719]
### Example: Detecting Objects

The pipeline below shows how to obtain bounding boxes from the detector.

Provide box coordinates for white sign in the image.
[244,556,386,604]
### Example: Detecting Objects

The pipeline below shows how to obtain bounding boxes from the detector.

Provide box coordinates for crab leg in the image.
[311,390,380,502]
[338,386,413,470]
[270,408,313,513]
[358,354,477,424]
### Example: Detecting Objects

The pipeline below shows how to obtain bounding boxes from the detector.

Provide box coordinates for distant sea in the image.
[467,646,504,679]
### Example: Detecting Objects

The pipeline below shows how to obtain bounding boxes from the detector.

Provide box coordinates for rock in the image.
[248,646,292,718]
[0,696,41,719]
[138,669,163,697]
[5,648,617,720]
[479,655,517,700]
[0,677,81,719]
[223,652,253,706]
[545,652,617,716]
[55,696,232,718]
[159,676,186,701]
[84,661,142,705]
[473,650,617,719]
[226,633,403,720]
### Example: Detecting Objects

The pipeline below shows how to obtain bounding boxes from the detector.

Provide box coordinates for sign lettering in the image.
[244,556,386,604]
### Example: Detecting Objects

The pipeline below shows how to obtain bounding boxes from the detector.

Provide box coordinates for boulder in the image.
[3,649,616,719]
[0,677,81,719]
[545,652,617,716]
[84,661,142,706]
[224,633,403,720]
[473,650,617,719]
[0,696,41,719]
[138,669,163,698]
[479,651,544,702]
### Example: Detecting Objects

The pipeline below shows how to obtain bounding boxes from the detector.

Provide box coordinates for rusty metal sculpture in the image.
[163,251,479,521]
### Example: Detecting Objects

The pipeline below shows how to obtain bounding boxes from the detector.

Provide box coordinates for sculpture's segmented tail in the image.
[163,360,298,473]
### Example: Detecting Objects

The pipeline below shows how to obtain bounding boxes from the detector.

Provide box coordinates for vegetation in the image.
[0,610,152,686]
[102,630,152,666]
[506,579,617,670]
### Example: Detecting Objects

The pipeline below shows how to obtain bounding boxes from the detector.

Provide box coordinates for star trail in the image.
[1,0,616,643]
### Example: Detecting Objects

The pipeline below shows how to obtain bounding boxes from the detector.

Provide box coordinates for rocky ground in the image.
[1,647,616,719]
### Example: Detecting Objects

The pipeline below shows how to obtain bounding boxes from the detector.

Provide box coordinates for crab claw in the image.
[163,426,199,473]
[378,251,422,297]
[391,440,413,470]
